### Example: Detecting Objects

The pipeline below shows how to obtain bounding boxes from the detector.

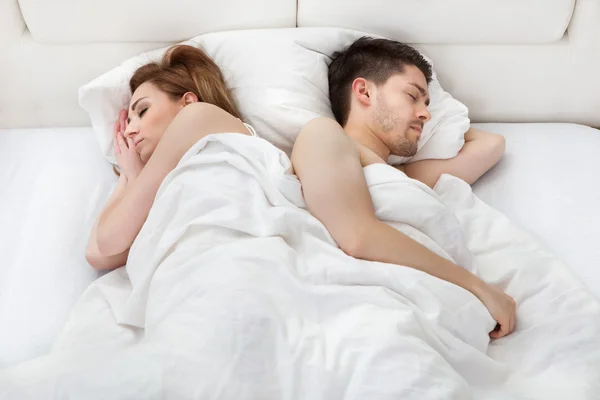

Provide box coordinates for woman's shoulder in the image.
[241,122,259,138]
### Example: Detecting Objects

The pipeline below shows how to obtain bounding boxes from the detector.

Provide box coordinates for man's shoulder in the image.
[355,143,387,168]
[294,117,356,154]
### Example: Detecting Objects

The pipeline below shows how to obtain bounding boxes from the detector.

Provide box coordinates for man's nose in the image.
[418,107,431,123]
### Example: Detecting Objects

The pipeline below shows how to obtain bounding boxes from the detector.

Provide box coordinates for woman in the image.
[85,44,256,271]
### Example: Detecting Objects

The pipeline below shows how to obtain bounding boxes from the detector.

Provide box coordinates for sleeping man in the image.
[291,37,516,338]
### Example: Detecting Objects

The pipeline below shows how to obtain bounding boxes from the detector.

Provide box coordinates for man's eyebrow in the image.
[127,96,148,124]
[409,83,430,106]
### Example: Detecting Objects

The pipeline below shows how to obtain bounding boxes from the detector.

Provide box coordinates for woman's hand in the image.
[472,281,517,339]
[114,109,145,182]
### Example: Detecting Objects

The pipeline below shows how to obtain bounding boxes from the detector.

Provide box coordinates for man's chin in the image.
[410,141,419,156]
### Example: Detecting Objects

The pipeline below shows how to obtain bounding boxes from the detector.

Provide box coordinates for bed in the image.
[2,122,599,367]
[1,0,600,397]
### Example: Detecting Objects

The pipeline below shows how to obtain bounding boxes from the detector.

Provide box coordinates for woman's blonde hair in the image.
[113,44,240,176]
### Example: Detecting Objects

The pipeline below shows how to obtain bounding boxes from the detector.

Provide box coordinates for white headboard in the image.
[1,0,598,128]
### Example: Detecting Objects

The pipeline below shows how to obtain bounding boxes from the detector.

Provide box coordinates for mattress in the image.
[0,127,116,368]
[1,122,599,369]
[471,122,600,296]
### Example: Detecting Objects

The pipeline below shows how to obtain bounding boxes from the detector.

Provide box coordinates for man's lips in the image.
[411,125,423,139]
[411,125,423,134]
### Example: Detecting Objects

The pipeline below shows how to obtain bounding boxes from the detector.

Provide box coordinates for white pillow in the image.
[79,27,469,166]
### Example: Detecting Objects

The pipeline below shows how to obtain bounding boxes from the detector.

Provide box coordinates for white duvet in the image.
[2,134,600,399]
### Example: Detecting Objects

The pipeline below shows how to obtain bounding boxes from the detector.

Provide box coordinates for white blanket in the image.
[2,134,600,399]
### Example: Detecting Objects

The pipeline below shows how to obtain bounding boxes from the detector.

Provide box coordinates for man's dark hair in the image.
[328,36,433,126]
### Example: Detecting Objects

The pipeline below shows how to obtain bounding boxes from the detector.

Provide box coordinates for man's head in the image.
[329,37,433,157]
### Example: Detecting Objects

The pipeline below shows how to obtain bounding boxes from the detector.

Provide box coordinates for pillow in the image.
[79,27,469,166]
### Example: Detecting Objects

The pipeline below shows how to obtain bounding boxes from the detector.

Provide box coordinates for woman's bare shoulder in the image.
[163,103,251,146]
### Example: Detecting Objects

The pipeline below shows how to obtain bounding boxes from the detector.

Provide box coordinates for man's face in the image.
[370,65,431,157]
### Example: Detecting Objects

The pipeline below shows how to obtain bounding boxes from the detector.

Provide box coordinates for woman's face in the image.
[124,82,187,163]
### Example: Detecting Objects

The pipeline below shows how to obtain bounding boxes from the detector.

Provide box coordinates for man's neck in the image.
[344,121,390,161]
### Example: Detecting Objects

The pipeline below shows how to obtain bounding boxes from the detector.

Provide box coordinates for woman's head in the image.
[123,44,240,164]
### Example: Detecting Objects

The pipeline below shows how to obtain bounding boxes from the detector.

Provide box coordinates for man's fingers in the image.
[499,319,511,338]
[490,317,511,339]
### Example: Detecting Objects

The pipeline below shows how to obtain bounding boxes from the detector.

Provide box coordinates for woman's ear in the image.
[181,92,199,106]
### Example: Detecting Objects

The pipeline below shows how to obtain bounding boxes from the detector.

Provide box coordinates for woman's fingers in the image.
[118,132,128,150]
[126,136,135,152]
[113,121,121,155]
[114,110,127,156]
[119,109,127,134]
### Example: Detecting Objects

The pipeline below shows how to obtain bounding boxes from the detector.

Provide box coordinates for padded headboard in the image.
[1,0,599,128]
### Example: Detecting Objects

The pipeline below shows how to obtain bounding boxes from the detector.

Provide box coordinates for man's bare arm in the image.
[292,118,484,293]
[291,117,516,338]
[402,127,506,188]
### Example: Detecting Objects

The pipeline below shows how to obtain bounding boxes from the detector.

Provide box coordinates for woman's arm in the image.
[85,174,130,270]
[292,117,516,338]
[402,127,506,188]
[96,103,250,256]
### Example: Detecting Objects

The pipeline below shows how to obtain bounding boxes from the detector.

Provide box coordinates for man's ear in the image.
[351,77,372,107]
[181,92,199,106]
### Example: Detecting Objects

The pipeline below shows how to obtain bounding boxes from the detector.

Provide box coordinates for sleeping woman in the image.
[85,43,515,339]
[85,44,257,271]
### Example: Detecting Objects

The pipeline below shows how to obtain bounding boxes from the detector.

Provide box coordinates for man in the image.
[291,37,515,338]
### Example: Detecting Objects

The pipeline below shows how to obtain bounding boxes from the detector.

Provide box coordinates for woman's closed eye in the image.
[407,93,417,101]
[139,107,148,118]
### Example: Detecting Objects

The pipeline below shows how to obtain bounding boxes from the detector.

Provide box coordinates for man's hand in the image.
[292,118,516,338]
[472,281,517,339]
[402,127,506,188]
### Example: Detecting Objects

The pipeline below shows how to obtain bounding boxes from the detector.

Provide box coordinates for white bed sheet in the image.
[472,123,600,299]
[0,122,598,370]
[0,127,116,368]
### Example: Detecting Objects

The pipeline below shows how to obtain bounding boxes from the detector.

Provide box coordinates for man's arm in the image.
[291,117,516,338]
[402,127,506,188]
[292,117,484,293]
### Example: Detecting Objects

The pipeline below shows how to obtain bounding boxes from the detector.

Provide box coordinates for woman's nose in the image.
[124,124,139,139]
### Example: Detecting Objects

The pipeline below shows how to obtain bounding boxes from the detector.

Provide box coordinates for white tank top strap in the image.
[243,122,258,137]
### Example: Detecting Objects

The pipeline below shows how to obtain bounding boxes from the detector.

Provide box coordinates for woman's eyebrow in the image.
[127,96,148,124]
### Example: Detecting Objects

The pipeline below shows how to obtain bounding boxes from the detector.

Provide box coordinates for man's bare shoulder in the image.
[292,117,393,170]
[292,117,358,161]
[295,117,351,148]
[355,143,387,168]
